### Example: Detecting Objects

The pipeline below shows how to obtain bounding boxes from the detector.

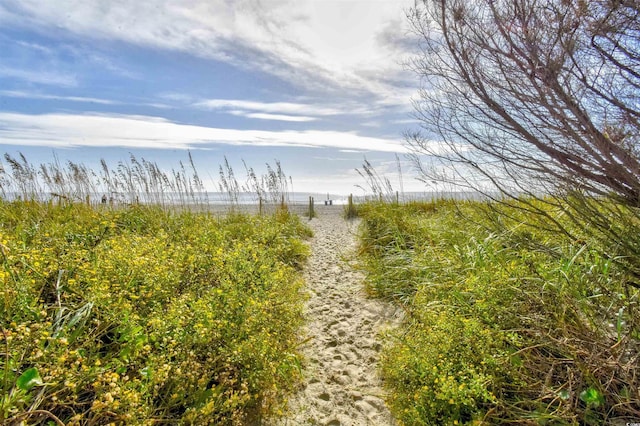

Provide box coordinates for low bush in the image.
[0,201,310,425]
[358,200,640,425]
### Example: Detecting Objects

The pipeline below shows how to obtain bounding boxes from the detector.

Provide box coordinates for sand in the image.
[268,206,400,426]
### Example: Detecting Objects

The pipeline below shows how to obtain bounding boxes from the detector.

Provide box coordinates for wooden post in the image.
[346,193,356,219]
[259,197,264,215]
[309,196,314,220]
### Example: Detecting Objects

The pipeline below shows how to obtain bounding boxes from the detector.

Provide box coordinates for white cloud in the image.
[0,112,409,153]
[361,121,382,128]
[239,112,316,122]
[196,98,358,121]
[195,97,396,120]
[83,51,140,80]
[0,66,77,87]
[0,90,173,109]
[14,40,55,54]
[0,0,417,102]
[392,118,422,125]
[0,90,118,105]
[195,99,342,116]
[160,92,195,103]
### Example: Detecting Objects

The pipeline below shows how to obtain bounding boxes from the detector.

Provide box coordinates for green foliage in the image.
[358,200,640,425]
[0,201,310,425]
[579,387,605,408]
[15,367,43,392]
[382,309,503,425]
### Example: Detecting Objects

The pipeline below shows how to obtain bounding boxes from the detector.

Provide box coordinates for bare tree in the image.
[406,0,640,282]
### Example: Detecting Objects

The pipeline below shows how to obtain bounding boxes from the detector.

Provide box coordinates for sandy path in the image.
[269,207,399,426]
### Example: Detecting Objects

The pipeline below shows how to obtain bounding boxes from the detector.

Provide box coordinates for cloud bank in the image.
[0,0,417,99]
[0,112,408,153]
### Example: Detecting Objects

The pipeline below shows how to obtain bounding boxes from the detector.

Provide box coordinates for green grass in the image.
[0,200,310,425]
[357,200,640,425]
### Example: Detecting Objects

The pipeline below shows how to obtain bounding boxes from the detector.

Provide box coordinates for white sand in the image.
[269,206,400,426]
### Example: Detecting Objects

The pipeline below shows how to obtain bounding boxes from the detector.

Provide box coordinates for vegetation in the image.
[392,4,640,420]
[1,152,292,212]
[357,200,639,425]
[0,200,310,425]
[408,0,640,202]
[406,0,640,287]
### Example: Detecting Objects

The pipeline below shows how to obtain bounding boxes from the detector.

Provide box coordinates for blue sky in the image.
[0,0,429,195]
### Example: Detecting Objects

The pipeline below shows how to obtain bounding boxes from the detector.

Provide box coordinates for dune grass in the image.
[357,200,640,425]
[1,200,310,425]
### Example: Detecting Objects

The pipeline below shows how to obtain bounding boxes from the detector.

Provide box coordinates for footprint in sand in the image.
[266,206,400,426]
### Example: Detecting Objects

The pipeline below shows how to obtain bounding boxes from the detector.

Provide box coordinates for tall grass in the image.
[356,158,396,203]
[219,157,292,210]
[357,200,640,425]
[0,152,291,211]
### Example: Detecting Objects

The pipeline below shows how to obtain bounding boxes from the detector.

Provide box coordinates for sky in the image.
[0,0,430,196]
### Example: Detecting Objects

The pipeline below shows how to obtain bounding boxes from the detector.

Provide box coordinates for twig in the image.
[7,409,65,426]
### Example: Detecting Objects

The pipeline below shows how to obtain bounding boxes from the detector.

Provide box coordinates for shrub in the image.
[358,200,640,424]
[0,201,309,425]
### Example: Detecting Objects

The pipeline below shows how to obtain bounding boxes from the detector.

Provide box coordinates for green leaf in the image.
[16,367,43,391]
[509,354,522,367]
[140,366,152,379]
[195,388,214,406]
[558,389,570,400]
[579,387,604,407]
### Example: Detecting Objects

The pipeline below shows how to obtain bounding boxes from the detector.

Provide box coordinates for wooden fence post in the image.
[346,193,357,219]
